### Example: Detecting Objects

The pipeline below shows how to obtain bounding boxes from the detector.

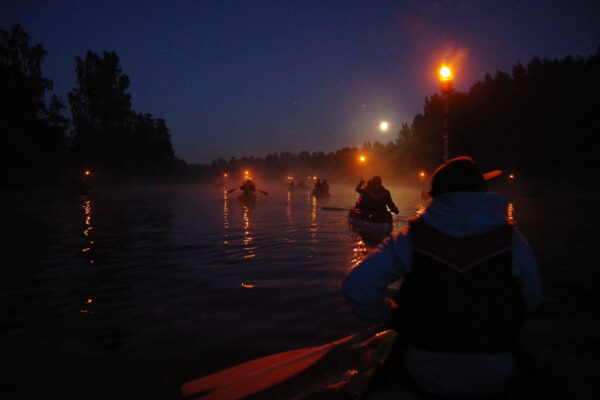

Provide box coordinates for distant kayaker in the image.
[321,179,329,194]
[312,178,330,197]
[343,156,543,398]
[240,179,256,196]
[354,176,399,216]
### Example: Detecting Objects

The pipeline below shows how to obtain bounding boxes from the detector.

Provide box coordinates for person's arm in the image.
[385,192,399,214]
[342,228,411,323]
[511,229,543,309]
[355,180,365,193]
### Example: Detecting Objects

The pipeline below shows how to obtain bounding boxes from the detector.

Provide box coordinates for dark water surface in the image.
[2,184,598,399]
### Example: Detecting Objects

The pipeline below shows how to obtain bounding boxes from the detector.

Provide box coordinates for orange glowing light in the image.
[419,171,426,177]
[241,282,254,288]
[223,173,228,178]
[313,176,317,180]
[85,299,93,304]
[509,174,515,179]
[359,156,366,163]
[84,170,91,176]
[439,65,452,81]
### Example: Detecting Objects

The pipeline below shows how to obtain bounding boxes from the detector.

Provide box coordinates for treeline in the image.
[1,25,177,188]
[3,23,599,188]
[203,46,600,183]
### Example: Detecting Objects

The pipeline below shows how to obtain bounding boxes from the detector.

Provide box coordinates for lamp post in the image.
[359,155,366,180]
[439,65,453,162]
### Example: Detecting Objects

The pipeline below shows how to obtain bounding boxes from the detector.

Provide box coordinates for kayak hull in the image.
[238,193,257,203]
[312,189,330,198]
[348,207,393,233]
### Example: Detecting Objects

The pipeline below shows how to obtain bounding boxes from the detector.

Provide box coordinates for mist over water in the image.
[2,183,598,398]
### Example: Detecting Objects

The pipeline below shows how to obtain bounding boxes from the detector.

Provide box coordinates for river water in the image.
[2,183,599,399]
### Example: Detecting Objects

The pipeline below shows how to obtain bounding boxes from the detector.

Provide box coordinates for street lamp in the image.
[439,65,453,162]
[359,155,366,180]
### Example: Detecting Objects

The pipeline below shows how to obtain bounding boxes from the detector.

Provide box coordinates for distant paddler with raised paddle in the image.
[343,156,544,398]
[227,177,268,202]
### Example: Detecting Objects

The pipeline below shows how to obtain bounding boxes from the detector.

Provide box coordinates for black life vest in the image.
[394,217,525,354]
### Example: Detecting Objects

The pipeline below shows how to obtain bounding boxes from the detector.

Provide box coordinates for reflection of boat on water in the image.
[348,206,392,233]
[238,192,257,203]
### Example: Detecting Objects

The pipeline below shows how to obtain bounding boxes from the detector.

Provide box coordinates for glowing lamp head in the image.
[379,121,389,131]
[439,65,453,93]
[439,66,452,81]
[84,170,91,176]
[223,173,228,178]
[359,156,366,163]
[419,171,426,178]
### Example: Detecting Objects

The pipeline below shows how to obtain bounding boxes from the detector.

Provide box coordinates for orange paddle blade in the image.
[181,334,356,399]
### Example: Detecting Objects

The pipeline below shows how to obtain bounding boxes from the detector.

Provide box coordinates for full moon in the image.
[379,121,389,131]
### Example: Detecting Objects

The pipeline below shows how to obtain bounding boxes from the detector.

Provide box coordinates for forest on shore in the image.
[2,24,599,189]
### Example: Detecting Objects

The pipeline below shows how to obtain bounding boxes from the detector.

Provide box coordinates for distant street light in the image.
[379,121,389,132]
[359,155,366,180]
[439,65,453,162]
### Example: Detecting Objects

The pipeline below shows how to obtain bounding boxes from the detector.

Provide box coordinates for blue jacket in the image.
[342,191,543,397]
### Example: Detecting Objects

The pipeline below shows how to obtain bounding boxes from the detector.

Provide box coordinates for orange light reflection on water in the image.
[223,190,230,246]
[309,195,318,246]
[349,239,369,271]
[507,202,515,223]
[242,205,256,259]
[82,199,95,264]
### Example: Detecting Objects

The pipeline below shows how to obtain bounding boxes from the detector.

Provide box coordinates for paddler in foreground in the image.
[343,156,543,398]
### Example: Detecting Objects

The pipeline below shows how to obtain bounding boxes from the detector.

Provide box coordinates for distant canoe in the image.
[312,189,330,198]
[348,206,393,233]
[238,192,257,203]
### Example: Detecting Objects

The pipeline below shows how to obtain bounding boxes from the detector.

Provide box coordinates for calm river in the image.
[2,182,599,399]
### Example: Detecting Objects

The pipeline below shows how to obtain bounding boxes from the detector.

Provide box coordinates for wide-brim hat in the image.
[429,156,502,197]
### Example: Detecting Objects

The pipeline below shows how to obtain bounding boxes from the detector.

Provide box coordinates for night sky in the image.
[2,1,599,164]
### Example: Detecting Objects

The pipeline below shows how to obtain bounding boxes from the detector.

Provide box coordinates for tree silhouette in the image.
[69,50,175,180]
[69,51,132,175]
[0,25,68,186]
